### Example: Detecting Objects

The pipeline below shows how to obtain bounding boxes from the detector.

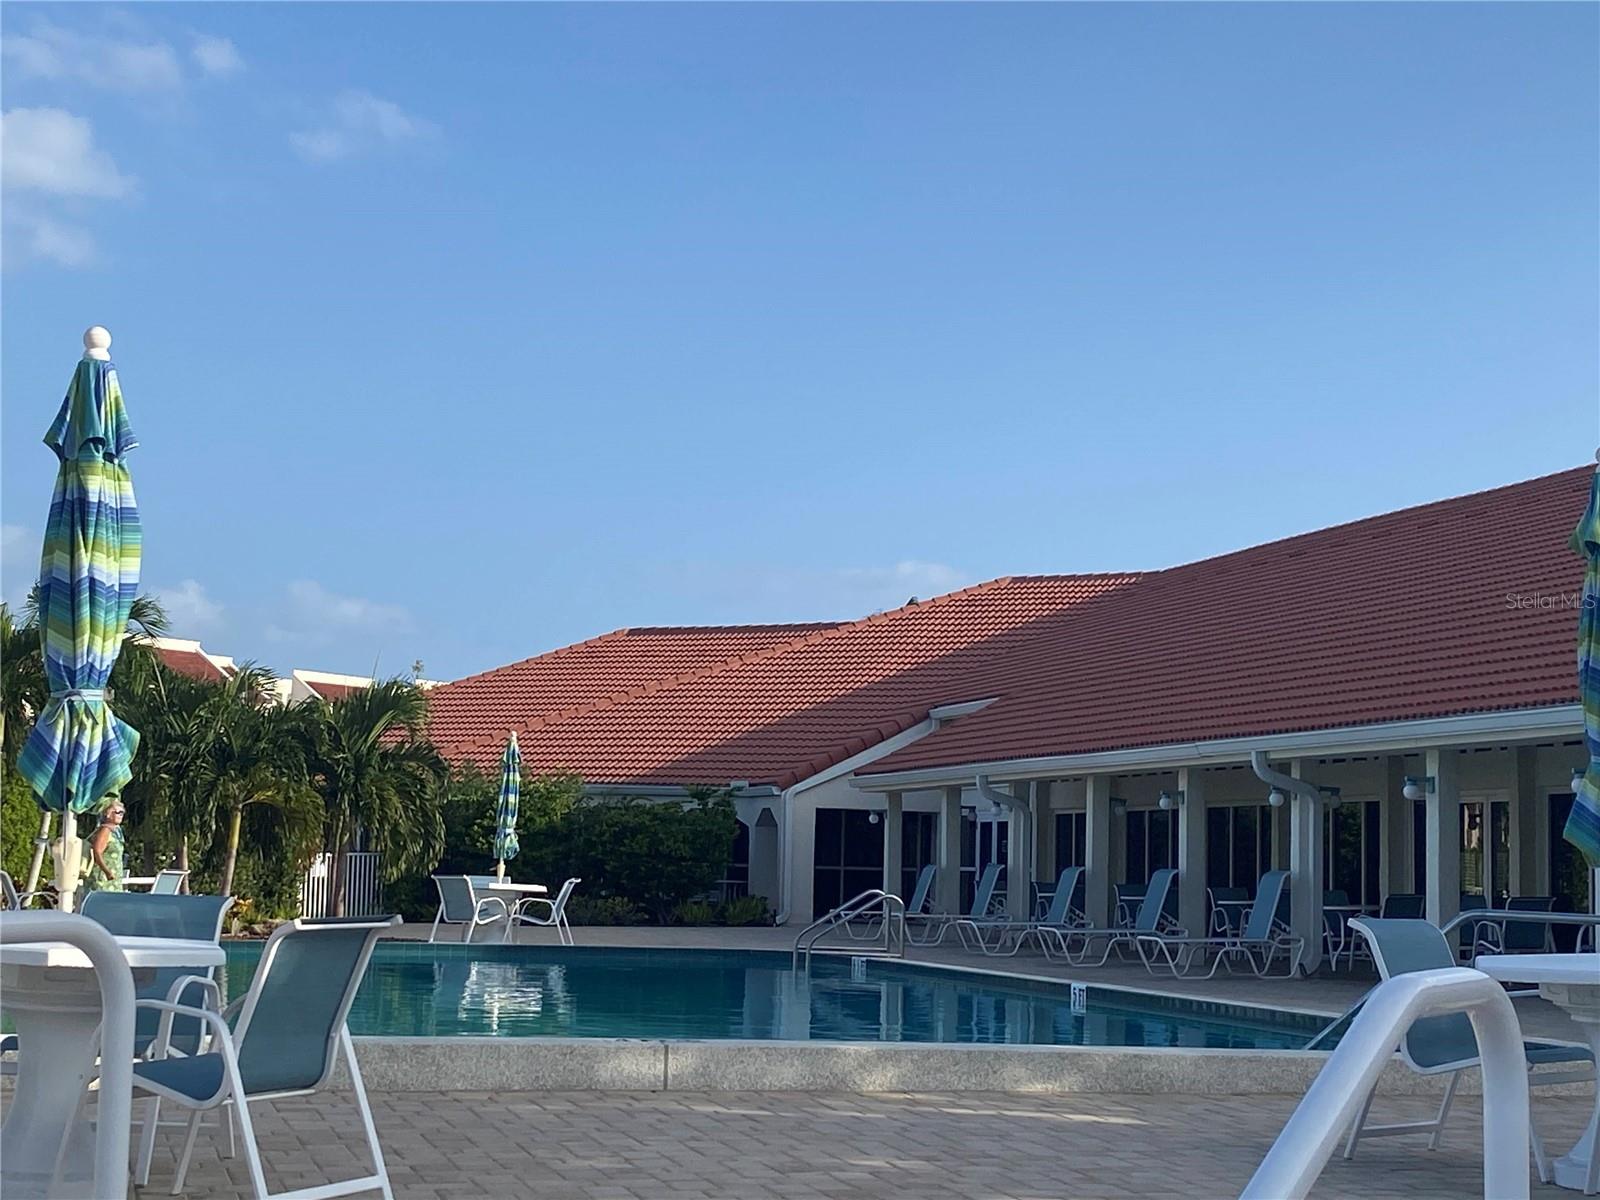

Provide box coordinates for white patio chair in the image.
[130,915,400,1200]
[428,875,511,943]
[511,878,580,945]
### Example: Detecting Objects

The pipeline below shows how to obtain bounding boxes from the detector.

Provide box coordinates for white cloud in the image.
[290,90,436,163]
[285,579,414,634]
[1,108,133,198]
[2,20,183,94]
[834,560,969,605]
[152,579,224,634]
[190,35,243,78]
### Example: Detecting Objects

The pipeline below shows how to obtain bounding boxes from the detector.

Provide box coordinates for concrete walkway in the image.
[143,1087,1595,1200]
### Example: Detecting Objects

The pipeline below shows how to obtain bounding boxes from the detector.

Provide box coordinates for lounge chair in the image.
[428,874,513,943]
[1379,893,1425,918]
[1042,868,1180,966]
[954,866,1086,956]
[131,915,401,1199]
[1135,869,1302,978]
[1342,916,1594,1181]
[846,864,935,941]
[906,862,1003,946]
[1207,886,1251,936]
[511,877,580,945]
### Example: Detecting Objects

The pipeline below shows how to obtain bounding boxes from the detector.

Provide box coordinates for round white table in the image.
[1476,952,1600,1193]
[1,934,225,1200]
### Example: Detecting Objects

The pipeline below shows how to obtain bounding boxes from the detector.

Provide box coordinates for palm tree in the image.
[302,679,447,915]
[0,602,45,772]
[210,681,320,897]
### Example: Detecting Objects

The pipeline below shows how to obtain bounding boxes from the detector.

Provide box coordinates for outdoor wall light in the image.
[1267,787,1287,808]
[1111,798,1128,816]
[1402,776,1435,801]
[1320,786,1343,810]
[868,812,880,825]
[1157,789,1185,811]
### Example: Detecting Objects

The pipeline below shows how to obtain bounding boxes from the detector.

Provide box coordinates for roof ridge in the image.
[450,573,1087,760]
[1143,463,1594,580]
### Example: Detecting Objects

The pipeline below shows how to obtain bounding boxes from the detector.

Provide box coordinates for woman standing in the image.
[83,801,126,893]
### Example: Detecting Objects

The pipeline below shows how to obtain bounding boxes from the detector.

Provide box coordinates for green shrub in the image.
[716,895,771,927]
[566,895,645,926]
[671,900,716,926]
[1,773,46,886]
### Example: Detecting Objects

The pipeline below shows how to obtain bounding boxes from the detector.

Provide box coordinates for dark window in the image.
[1206,807,1231,889]
[812,809,883,919]
[901,811,938,901]
[1055,812,1086,869]
[1412,799,1427,893]
[1122,809,1178,886]
[720,821,750,901]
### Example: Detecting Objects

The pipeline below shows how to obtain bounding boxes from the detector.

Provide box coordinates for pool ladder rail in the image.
[793,890,907,968]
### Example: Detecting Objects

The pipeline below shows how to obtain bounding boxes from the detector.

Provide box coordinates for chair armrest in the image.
[474,896,511,921]
[513,897,555,920]
[163,974,222,1010]
[136,998,234,1062]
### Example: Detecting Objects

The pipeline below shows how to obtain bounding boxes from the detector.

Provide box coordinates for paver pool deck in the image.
[140,1087,1594,1200]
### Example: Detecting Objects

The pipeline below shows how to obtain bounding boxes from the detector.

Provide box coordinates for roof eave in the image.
[850,703,1584,791]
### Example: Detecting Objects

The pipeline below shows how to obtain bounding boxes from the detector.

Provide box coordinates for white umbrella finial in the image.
[83,326,112,361]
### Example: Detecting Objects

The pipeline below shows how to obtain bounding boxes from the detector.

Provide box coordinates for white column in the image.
[1176,768,1208,937]
[1085,775,1115,927]
[1513,747,1539,895]
[936,785,962,914]
[1381,756,1409,897]
[1288,760,1324,974]
[1033,780,1055,887]
[1005,782,1031,920]
[882,792,903,898]
[1426,748,1462,927]
[747,810,780,908]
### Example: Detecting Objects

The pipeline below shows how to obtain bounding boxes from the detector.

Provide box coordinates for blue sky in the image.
[3,3,1596,682]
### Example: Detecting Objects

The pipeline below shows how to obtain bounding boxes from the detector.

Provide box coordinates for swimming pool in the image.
[222,943,1325,1049]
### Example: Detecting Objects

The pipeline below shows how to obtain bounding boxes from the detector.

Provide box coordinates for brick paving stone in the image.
[110,1088,1598,1200]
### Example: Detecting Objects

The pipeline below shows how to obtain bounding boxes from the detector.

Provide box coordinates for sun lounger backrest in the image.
[970,863,1002,918]
[907,864,936,914]
[1379,893,1425,919]
[1242,871,1290,942]
[1041,867,1083,925]
[1350,917,1479,1072]
[1133,869,1177,932]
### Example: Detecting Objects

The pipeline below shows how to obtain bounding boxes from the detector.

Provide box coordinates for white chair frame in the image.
[428,875,511,943]
[512,878,580,946]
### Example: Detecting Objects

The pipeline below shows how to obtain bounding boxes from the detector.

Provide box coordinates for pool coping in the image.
[338,1035,1593,1098]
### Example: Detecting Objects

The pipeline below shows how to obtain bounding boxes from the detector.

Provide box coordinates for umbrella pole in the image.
[496,858,506,882]
[23,811,53,895]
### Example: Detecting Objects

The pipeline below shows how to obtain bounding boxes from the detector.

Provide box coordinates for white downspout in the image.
[1251,750,1326,974]
[975,773,1032,919]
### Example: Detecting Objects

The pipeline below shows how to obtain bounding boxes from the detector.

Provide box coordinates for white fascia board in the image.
[850,704,1584,791]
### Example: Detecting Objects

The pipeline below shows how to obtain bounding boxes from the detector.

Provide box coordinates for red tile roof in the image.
[426,623,845,754]
[305,679,362,702]
[438,577,1140,788]
[156,646,231,683]
[862,466,1593,777]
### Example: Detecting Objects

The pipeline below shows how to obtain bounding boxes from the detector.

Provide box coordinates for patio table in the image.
[1,931,224,1200]
[1475,952,1600,1193]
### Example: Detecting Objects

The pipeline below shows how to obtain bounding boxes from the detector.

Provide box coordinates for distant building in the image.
[149,637,237,683]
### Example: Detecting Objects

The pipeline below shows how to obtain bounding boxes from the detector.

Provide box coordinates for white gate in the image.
[299,851,382,918]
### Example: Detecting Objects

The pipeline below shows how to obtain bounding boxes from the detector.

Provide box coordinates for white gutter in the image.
[974,774,1031,913]
[773,717,936,924]
[850,704,1583,791]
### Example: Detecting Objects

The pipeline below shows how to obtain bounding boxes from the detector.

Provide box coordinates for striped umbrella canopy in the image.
[1565,465,1600,866]
[494,732,521,877]
[17,351,142,820]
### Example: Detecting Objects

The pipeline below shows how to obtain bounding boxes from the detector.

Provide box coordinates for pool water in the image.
[221,944,1325,1049]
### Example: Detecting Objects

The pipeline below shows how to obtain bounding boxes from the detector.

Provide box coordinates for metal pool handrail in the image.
[1242,967,1531,1200]
[793,890,906,968]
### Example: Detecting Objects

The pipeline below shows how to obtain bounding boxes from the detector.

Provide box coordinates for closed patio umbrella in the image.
[17,328,142,912]
[494,732,520,882]
[1567,462,1600,867]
